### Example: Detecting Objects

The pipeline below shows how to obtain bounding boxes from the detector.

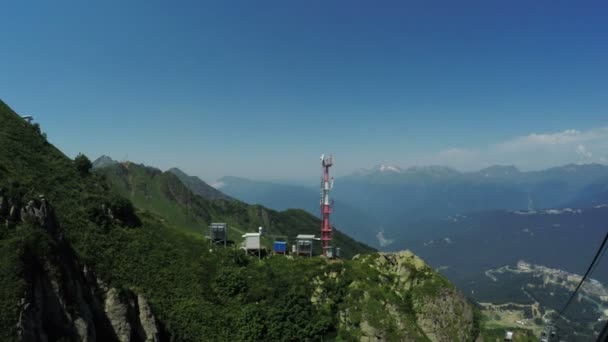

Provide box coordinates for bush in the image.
[109,194,141,227]
[74,154,92,175]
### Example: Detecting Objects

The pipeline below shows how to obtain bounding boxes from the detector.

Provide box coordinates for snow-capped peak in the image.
[375,164,403,173]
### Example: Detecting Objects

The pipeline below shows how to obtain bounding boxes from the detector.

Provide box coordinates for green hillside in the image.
[96,162,372,258]
[167,167,231,201]
[0,99,492,341]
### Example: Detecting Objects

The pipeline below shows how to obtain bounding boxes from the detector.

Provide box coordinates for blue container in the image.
[273,241,287,253]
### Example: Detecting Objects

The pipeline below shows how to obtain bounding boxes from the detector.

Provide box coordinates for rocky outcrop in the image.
[1,192,62,237]
[136,294,159,342]
[14,196,160,342]
[336,251,477,342]
[17,241,161,342]
[102,288,132,341]
[97,281,159,342]
[0,188,21,229]
[413,287,475,342]
[20,196,62,240]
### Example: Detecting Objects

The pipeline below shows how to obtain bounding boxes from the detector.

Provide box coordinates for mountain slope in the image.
[566,176,608,208]
[167,167,231,200]
[92,155,118,169]
[0,99,488,341]
[0,100,166,340]
[96,163,373,258]
[340,163,608,227]
[216,176,380,246]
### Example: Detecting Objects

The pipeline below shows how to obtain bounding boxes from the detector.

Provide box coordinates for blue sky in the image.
[1,1,607,181]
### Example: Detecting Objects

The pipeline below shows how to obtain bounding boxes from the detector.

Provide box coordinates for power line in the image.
[597,318,608,342]
[592,240,608,342]
[556,231,608,322]
[589,239,608,284]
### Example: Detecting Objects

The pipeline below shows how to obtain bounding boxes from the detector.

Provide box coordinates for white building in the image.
[242,227,263,258]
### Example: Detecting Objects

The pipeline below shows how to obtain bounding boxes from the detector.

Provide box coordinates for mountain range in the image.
[213,176,379,245]
[215,162,608,248]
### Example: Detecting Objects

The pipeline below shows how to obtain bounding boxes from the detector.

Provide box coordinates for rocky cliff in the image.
[309,251,478,341]
[11,196,160,342]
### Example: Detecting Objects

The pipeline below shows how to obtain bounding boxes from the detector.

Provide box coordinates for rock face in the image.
[98,282,159,342]
[337,251,477,342]
[17,241,161,342]
[414,287,474,342]
[136,294,159,342]
[15,210,160,342]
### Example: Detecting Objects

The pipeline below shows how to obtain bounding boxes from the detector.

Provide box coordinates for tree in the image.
[109,194,141,227]
[74,153,92,175]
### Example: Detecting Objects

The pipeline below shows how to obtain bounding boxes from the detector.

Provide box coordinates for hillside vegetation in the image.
[168,167,231,201]
[95,161,371,258]
[0,99,488,341]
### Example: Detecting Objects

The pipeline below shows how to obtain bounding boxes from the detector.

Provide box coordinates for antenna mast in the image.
[320,154,334,256]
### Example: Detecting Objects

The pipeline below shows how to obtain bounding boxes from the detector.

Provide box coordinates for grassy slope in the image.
[0,100,115,340]
[168,167,231,200]
[97,162,373,258]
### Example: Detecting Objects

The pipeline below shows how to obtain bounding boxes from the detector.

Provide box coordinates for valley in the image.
[476,262,608,341]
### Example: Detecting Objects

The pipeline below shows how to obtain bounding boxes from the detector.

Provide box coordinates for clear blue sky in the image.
[1,1,607,181]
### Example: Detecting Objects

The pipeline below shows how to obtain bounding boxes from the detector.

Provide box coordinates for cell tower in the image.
[320,154,334,256]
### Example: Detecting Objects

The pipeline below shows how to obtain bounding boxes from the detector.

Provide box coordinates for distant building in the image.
[242,227,263,259]
[273,241,287,254]
[209,223,227,246]
[295,234,315,257]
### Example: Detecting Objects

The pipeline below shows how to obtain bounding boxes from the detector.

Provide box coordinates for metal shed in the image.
[209,223,227,246]
[273,241,287,254]
[295,234,315,257]
[242,227,263,259]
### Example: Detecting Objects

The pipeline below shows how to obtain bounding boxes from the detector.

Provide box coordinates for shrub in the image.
[74,154,92,175]
[109,194,141,227]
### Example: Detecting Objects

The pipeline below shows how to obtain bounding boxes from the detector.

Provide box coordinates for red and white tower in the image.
[320,154,334,256]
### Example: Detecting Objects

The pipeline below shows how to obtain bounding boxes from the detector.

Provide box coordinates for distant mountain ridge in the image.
[346,162,608,183]
[93,156,232,201]
[91,155,118,168]
[94,162,373,258]
[213,176,379,246]
[217,162,608,248]
[167,167,231,200]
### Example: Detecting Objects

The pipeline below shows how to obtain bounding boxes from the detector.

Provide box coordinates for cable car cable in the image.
[556,231,608,322]
[597,317,608,342]
[589,240,608,282]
